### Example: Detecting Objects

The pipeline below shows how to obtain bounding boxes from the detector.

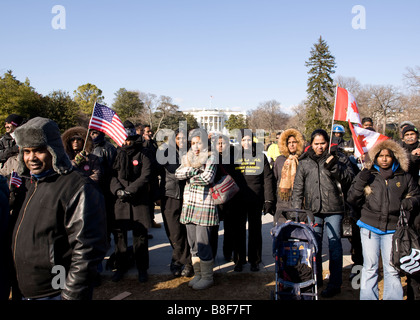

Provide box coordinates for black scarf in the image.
[402,141,420,153]
[378,166,394,180]
[307,147,327,163]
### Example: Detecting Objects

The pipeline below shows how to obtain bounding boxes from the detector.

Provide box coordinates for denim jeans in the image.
[186,224,218,261]
[313,214,343,289]
[359,227,403,300]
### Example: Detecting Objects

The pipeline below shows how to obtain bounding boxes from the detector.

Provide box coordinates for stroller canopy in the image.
[271,222,319,255]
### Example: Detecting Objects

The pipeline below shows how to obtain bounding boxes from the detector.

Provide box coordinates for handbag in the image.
[342,203,358,238]
[342,214,354,238]
[210,165,239,205]
[390,207,420,276]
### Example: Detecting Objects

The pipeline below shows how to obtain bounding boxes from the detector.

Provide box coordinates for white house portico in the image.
[184,108,247,135]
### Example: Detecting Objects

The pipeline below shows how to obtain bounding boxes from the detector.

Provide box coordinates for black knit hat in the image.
[310,129,329,144]
[402,125,419,137]
[123,120,137,137]
[5,114,24,127]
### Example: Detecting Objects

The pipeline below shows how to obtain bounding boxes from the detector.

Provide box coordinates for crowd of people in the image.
[1,113,420,301]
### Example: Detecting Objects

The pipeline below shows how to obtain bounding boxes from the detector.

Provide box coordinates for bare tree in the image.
[404,66,420,92]
[247,100,290,133]
[357,84,402,134]
[154,95,179,134]
[334,75,362,95]
[285,101,307,137]
[138,92,158,127]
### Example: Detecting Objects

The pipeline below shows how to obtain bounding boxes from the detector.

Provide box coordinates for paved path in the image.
[102,207,353,277]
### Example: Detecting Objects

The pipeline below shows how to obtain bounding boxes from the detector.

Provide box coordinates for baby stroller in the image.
[270,209,319,300]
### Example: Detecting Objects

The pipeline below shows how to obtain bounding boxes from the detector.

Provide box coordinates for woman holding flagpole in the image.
[291,129,355,298]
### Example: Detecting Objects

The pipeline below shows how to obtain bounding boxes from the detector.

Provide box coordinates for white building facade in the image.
[184,108,247,136]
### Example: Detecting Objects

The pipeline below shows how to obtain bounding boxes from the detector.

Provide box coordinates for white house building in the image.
[183,108,247,136]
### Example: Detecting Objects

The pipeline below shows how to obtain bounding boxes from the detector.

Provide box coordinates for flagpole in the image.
[83,100,97,153]
[329,84,339,153]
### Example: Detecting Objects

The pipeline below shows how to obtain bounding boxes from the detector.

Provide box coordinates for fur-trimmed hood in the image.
[181,150,213,169]
[62,126,93,159]
[365,138,409,172]
[278,128,305,157]
[13,117,73,176]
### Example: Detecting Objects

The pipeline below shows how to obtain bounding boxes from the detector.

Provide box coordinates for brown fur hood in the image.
[278,128,305,157]
[365,138,409,172]
[181,150,214,169]
[62,127,93,158]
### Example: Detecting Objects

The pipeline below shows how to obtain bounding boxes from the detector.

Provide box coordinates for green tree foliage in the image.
[112,88,144,122]
[0,71,44,132]
[73,83,104,117]
[43,90,80,131]
[304,36,336,137]
[182,113,200,131]
[225,114,248,131]
[162,111,199,132]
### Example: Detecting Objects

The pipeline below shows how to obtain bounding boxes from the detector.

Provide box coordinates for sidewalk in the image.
[102,207,353,276]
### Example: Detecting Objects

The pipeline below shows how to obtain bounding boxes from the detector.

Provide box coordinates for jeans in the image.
[186,224,218,261]
[313,214,343,289]
[359,227,403,300]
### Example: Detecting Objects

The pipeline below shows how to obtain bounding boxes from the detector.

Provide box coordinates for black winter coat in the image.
[110,141,152,227]
[347,139,420,232]
[291,148,355,215]
[0,133,18,164]
[233,146,276,204]
[160,145,185,200]
[11,170,107,300]
[347,167,420,232]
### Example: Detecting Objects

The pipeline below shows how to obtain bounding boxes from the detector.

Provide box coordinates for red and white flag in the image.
[334,87,361,125]
[10,171,22,188]
[349,121,389,158]
[88,102,127,147]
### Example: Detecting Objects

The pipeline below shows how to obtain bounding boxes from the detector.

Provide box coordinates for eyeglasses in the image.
[70,137,83,142]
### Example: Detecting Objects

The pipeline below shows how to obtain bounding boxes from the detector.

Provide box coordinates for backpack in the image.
[390,208,420,275]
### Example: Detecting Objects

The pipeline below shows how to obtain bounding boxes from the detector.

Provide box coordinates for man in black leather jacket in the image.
[11,117,107,300]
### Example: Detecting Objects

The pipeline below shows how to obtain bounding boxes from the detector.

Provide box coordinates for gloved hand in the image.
[324,153,338,170]
[263,200,275,215]
[116,189,131,202]
[401,198,413,212]
[73,151,87,166]
[358,168,372,183]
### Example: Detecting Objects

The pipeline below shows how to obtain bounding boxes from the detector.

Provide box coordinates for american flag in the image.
[88,102,127,147]
[10,171,22,188]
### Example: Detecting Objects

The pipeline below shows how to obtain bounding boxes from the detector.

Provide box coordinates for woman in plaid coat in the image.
[175,129,218,290]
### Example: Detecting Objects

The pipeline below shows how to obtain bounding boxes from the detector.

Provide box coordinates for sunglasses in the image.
[70,137,83,142]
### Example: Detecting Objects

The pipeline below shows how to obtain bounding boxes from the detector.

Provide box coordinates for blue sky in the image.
[1,1,419,114]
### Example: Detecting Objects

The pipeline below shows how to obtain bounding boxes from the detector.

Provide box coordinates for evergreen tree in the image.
[73,83,105,116]
[43,90,80,131]
[0,71,45,132]
[112,88,144,122]
[304,36,336,137]
[225,114,248,132]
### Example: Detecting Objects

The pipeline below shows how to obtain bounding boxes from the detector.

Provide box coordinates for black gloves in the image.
[324,154,338,170]
[264,200,275,215]
[116,189,132,202]
[358,168,372,183]
[401,198,413,212]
